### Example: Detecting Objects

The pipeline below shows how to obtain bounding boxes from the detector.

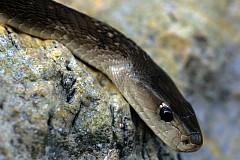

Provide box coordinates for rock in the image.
[0,25,180,159]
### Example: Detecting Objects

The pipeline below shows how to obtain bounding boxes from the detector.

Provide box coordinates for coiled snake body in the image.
[0,0,202,152]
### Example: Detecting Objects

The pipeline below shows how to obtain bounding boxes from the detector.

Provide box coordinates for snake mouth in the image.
[180,133,202,151]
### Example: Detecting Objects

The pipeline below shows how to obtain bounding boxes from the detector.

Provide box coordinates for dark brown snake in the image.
[0,0,202,152]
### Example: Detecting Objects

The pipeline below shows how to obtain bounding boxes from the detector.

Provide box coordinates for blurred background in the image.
[56,0,240,159]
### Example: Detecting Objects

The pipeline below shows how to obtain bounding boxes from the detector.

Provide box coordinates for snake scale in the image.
[0,0,202,152]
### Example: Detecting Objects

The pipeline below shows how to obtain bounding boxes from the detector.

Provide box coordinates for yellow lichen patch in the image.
[25,82,54,98]
[55,109,70,119]
[44,40,68,61]
[0,25,5,34]
[18,34,39,49]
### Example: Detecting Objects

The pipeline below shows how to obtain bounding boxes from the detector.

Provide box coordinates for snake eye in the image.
[160,107,173,122]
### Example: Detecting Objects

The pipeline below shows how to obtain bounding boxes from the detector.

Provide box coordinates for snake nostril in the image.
[189,133,203,145]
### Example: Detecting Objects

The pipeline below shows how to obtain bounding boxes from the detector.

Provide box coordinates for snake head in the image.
[123,67,203,152]
[157,101,203,152]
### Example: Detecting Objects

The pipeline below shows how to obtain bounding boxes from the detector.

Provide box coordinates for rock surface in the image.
[0,25,179,159]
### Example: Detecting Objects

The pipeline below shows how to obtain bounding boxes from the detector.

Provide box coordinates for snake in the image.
[0,0,202,152]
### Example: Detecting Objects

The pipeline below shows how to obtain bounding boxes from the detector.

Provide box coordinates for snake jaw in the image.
[158,121,202,152]
[176,134,202,152]
[170,116,202,152]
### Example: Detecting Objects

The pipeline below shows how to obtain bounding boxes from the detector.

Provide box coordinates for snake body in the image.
[0,0,202,152]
